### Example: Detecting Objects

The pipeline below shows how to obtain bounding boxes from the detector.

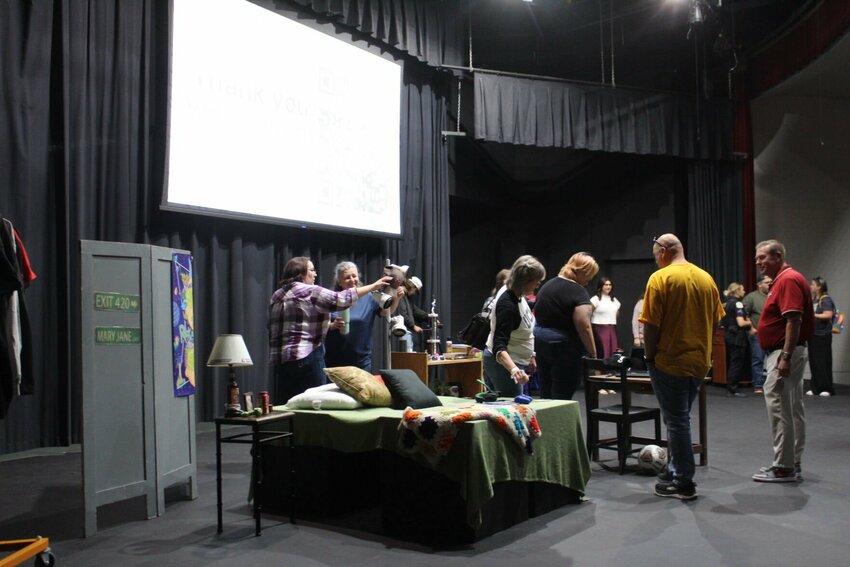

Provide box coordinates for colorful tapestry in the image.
[171,253,196,397]
[399,403,541,464]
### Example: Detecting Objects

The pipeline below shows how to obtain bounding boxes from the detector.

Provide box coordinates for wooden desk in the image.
[215,411,295,536]
[390,352,483,397]
[586,373,708,466]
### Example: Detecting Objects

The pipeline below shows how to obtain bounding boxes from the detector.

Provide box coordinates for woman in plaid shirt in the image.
[269,256,391,404]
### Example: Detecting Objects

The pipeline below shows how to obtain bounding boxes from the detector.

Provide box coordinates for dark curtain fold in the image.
[474,72,734,161]
[388,65,452,338]
[283,0,465,68]
[0,0,63,451]
[686,160,744,289]
[0,0,451,452]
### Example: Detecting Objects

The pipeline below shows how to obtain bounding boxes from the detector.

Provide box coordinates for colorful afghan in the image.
[399,403,541,464]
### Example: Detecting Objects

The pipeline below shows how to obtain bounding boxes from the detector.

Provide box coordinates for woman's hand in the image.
[371,275,393,291]
[511,367,530,385]
[330,317,345,331]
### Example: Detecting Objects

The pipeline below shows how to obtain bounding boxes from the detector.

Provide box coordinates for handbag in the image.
[457,298,494,350]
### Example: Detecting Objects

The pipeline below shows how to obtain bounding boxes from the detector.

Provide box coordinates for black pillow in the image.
[378,369,442,410]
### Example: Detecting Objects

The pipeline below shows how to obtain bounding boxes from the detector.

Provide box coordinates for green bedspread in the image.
[271,397,591,528]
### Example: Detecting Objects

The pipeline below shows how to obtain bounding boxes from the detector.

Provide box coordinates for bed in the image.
[260,396,591,544]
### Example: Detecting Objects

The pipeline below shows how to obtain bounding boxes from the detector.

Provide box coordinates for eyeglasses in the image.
[652,237,667,250]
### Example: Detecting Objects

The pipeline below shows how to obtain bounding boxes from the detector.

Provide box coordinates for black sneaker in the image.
[657,468,672,482]
[655,480,697,500]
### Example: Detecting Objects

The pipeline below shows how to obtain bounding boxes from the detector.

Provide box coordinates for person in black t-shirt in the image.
[533,252,599,399]
[807,276,836,396]
[722,282,751,397]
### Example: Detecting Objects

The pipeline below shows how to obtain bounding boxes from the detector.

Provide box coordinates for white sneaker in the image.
[805,390,814,396]
[819,392,832,397]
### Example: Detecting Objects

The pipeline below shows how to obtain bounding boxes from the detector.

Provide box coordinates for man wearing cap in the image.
[395,276,429,352]
[752,239,813,483]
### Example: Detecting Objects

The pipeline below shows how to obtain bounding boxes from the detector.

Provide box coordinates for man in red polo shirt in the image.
[752,239,814,483]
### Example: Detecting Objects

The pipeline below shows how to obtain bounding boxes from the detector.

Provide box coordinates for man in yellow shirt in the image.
[640,233,724,500]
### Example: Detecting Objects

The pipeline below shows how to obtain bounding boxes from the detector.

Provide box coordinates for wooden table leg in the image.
[698,380,708,465]
[216,422,223,534]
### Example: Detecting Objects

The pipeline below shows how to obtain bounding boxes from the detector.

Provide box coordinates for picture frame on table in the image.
[242,392,255,412]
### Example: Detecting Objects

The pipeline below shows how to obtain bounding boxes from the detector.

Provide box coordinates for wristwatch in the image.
[780,351,792,361]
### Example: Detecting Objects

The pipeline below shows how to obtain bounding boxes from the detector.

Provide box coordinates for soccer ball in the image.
[637,444,668,474]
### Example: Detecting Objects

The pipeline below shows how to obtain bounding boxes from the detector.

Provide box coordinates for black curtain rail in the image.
[437,63,727,99]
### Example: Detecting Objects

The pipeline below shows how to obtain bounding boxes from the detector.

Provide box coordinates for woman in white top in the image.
[590,277,621,360]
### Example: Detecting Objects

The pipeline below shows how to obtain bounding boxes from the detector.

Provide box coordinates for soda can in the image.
[258,391,270,414]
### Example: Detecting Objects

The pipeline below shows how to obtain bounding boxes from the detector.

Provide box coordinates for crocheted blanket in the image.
[399,403,541,464]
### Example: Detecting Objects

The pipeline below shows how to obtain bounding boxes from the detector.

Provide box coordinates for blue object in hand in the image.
[514,394,533,404]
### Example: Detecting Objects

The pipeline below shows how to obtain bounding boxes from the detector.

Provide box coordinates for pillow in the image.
[286,385,362,410]
[377,368,442,410]
[324,366,392,407]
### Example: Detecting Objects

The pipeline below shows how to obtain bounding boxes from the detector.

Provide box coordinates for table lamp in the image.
[207,334,253,417]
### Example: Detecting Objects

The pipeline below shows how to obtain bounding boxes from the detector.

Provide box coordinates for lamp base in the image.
[224,406,244,418]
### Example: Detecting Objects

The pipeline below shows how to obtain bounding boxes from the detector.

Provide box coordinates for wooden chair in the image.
[583,357,662,474]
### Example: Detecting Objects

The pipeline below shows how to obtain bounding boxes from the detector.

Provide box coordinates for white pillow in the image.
[286,385,362,410]
[304,383,341,394]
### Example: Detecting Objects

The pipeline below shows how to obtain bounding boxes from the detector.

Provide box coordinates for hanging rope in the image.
[599,0,606,84]
[610,0,616,87]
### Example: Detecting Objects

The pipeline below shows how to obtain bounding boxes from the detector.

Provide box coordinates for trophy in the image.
[427,298,441,357]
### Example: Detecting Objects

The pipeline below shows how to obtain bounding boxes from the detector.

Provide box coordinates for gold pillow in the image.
[323,366,392,407]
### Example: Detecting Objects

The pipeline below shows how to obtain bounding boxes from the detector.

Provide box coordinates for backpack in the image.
[833,309,845,335]
[457,298,494,350]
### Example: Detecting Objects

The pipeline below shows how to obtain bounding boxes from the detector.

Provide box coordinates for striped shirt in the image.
[268,282,358,363]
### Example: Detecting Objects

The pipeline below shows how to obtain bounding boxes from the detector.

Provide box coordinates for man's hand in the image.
[413,325,423,333]
[777,356,790,378]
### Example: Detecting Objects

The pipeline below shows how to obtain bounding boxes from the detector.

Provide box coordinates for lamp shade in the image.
[207,334,253,367]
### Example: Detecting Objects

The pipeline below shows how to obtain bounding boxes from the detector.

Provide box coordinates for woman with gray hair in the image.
[483,255,546,397]
[324,261,400,372]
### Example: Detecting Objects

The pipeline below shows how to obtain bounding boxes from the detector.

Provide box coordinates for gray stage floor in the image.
[2,384,849,566]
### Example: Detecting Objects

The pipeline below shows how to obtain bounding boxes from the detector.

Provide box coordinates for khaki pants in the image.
[763,346,807,469]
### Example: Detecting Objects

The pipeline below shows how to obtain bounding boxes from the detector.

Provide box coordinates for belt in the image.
[765,342,807,355]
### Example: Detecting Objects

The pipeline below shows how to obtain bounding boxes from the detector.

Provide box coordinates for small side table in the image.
[215,410,295,536]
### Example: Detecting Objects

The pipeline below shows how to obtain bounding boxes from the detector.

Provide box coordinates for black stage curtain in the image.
[474,72,734,161]
[281,0,465,68]
[0,0,450,453]
[687,160,744,291]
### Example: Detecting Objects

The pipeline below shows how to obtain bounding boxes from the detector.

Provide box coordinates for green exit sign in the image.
[95,326,142,345]
[94,292,140,312]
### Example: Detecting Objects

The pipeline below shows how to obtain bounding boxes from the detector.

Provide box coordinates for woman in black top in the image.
[533,252,599,400]
[807,276,835,396]
[483,256,546,397]
[722,282,750,397]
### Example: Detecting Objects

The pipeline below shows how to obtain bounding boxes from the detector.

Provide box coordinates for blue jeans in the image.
[533,326,584,400]
[650,366,702,485]
[748,333,765,388]
[274,345,327,405]
[483,349,525,397]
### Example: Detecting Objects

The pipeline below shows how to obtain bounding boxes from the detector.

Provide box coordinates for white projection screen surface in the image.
[165,0,402,236]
